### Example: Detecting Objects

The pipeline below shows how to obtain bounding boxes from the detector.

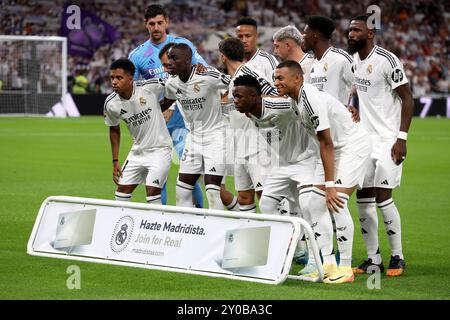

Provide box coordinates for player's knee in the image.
[375,188,392,203]
[116,184,137,194]
[204,175,222,186]
[237,191,254,205]
[259,195,279,214]
[146,186,162,197]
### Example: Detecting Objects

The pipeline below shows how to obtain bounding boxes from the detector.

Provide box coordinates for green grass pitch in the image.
[0,116,449,299]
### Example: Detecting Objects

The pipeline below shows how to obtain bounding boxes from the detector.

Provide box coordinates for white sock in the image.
[205,184,223,210]
[260,194,282,214]
[226,196,240,211]
[287,196,300,217]
[357,197,382,264]
[306,238,316,265]
[378,198,403,259]
[334,193,354,267]
[308,188,335,264]
[240,203,257,212]
[146,195,162,205]
[115,191,131,202]
[176,180,194,207]
[299,187,313,223]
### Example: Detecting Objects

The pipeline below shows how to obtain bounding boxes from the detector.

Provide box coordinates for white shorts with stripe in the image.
[234,152,270,192]
[262,156,318,200]
[362,135,403,189]
[313,134,371,189]
[119,147,172,188]
[179,131,227,176]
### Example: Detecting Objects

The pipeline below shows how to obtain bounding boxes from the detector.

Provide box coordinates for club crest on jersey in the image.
[193,83,201,93]
[323,63,328,72]
[367,64,373,74]
[139,97,146,106]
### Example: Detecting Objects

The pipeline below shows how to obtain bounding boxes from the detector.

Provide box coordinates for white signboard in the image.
[28,196,323,284]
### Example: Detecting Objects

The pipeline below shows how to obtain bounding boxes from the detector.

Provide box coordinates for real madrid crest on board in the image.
[110,216,135,253]
[193,83,201,93]
[139,97,146,107]
[367,64,373,74]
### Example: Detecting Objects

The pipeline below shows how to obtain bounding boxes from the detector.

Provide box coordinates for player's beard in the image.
[348,38,366,54]
[151,31,163,42]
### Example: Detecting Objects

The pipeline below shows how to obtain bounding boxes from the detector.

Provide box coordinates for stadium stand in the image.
[1,0,448,97]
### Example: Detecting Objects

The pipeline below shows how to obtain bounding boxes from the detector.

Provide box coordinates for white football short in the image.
[234,152,269,192]
[313,134,370,189]
[179,132,227,176]
[119,147,172,188]
[262,157,317,198]
[362,135,403,189]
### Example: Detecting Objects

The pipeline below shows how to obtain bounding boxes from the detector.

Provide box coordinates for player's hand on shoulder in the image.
[194,63,208,74]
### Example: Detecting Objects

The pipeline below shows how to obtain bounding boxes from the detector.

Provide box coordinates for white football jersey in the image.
[244,49,278,84]
[165,66,230,137]
[250,97,319,165]
[227,64,277,158]
[353,45,409,138]
[308,47,354,104]
[299,53,315,83]
[104,79,172,153]
[295,84,366,150]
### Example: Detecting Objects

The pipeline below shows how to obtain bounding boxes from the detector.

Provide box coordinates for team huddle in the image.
[103,5,413,284]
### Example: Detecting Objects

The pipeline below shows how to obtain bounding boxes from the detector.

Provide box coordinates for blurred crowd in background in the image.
[1,0,449,97]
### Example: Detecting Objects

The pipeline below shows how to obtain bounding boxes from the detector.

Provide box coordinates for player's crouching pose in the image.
[274,61,370,284]
[104,59,172,204]
[163,43,231,210]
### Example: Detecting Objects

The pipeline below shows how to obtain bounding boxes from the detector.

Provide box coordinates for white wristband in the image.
[325,181,335,188]
[397,131,407,140]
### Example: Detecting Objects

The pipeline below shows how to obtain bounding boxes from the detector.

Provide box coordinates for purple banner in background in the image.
[60,2,120,58]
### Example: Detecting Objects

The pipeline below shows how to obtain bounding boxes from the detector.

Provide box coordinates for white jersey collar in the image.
[249,48,261,62]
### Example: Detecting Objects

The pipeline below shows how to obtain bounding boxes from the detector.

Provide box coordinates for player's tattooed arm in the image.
[391,83,413,165]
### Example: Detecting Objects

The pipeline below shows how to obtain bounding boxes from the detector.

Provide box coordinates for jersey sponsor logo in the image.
[180,97,206,111]
[139,97,147,107]
[354,76,371,92]
[146,66,165,78]
[391,68,404,83]
[123,107,153,127]
[309,76,327,84]
[176,88,183,95]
